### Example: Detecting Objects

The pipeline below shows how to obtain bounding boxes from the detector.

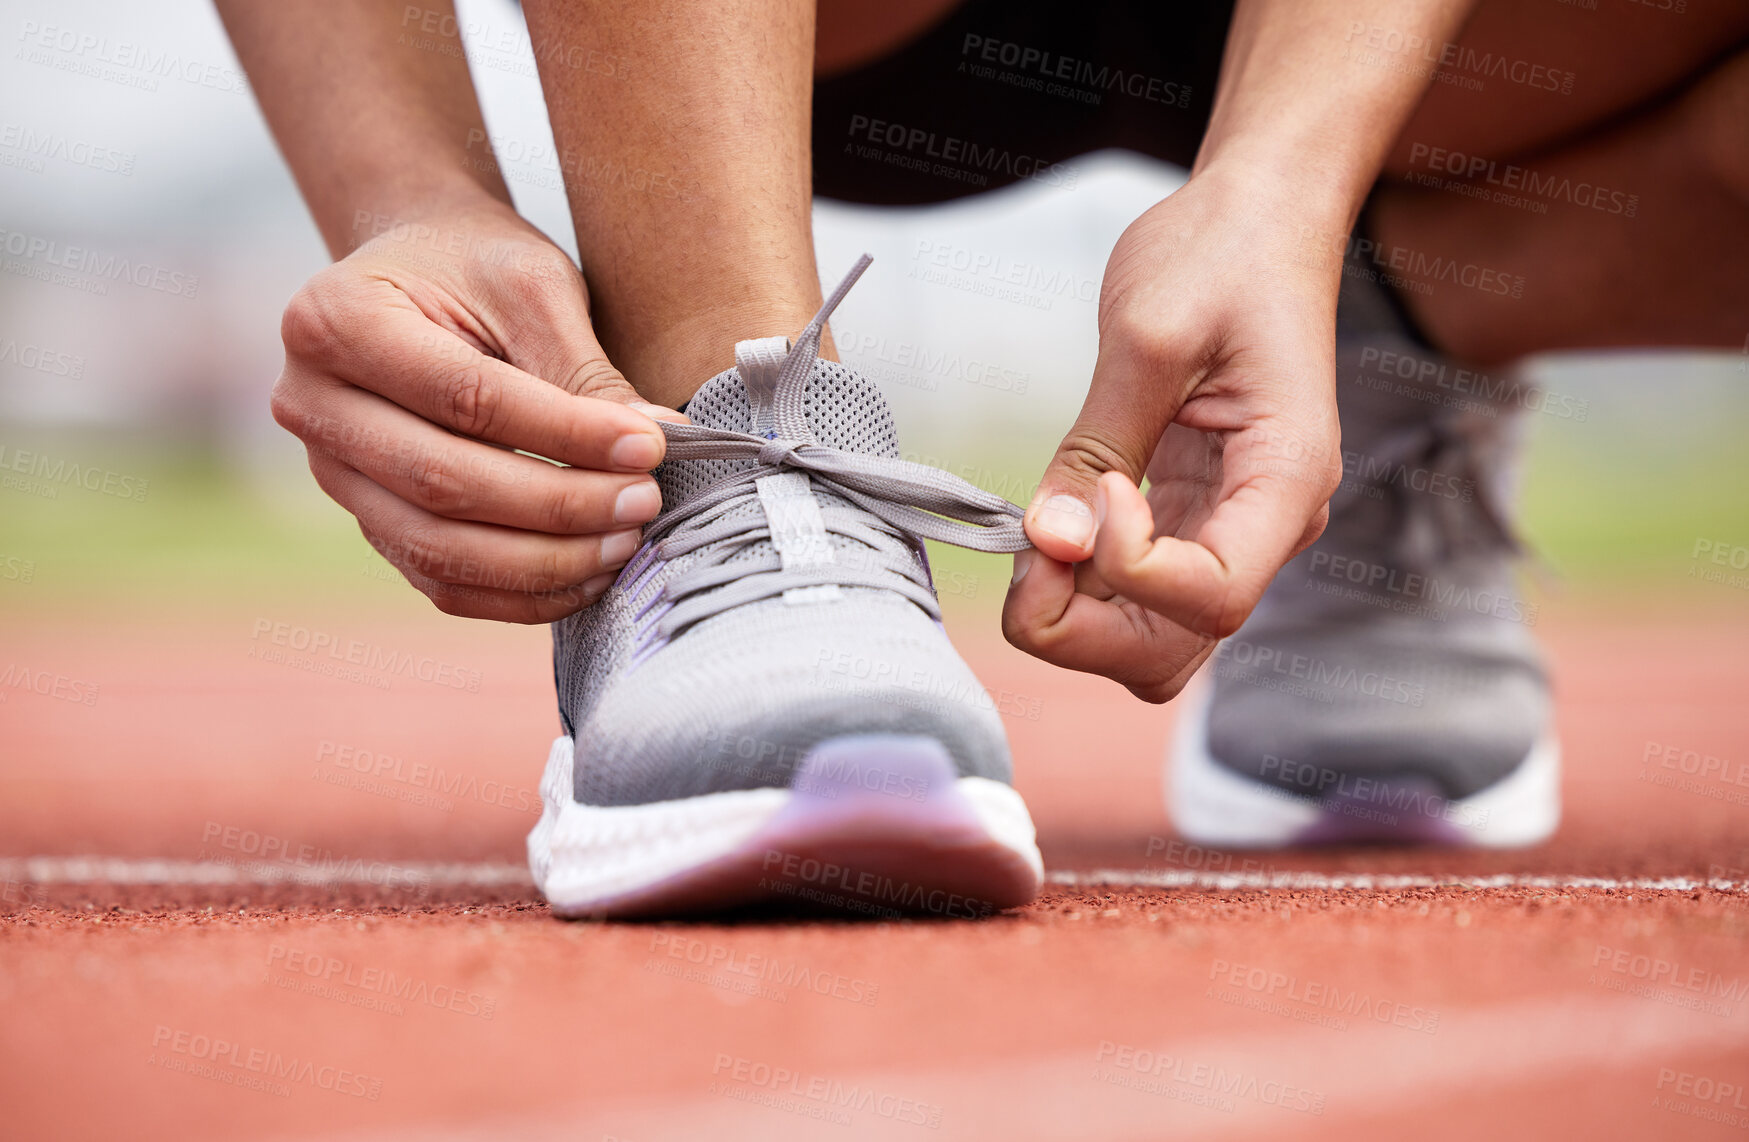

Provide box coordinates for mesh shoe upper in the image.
[552,258,1029,807]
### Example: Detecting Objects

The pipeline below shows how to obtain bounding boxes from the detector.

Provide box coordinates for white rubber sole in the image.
[528,734,1044,918]
[1168,681,1560,849]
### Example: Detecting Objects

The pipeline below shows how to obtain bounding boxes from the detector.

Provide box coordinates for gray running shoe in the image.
[529,257,1044,917]
[1169,248,1560,847]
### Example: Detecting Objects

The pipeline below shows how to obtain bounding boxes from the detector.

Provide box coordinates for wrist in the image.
[318,166,514,260]
[1190,136,1371,237]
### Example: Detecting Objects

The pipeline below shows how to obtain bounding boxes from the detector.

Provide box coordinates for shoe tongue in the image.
[656,358,899,509]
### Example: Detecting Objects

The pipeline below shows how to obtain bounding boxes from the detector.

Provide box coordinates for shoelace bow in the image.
[616,255,1031,640]
[1356,416,1525,567]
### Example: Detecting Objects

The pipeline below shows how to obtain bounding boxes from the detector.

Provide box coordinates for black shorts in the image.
[812,0,1236,206]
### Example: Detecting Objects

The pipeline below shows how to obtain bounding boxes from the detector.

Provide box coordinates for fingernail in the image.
[1094,483,1109,528]
[613,481,663,524]
[599,528,641,568]
[609,432,663,469]
[581,571,617,598]
[1033,494,1094,547]
[1011,549,1035,585]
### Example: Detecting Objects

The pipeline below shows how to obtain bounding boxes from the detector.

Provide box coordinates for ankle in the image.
[605,299,837,408]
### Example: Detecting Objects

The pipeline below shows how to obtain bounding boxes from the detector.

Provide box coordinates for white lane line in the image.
[0,856,534,888]
[1052,869,1749,893]
[1,857,1743,893]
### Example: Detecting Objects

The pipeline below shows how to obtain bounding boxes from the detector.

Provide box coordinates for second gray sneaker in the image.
[1169,248,1560,848]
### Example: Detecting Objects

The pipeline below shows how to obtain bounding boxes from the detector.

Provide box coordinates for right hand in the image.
[271,198,683,622]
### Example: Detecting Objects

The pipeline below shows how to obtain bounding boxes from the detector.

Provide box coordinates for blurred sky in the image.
[1,0,1743,479]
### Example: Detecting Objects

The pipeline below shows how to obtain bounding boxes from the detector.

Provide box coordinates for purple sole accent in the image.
[585,735,1037,919]
[1291,777,1471,846]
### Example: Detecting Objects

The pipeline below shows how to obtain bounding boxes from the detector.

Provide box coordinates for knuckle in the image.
[387,524,449,579]
[534,543,587,590]
[1053,433,1133,485]
[1000,607,1060,657]
[404,454,470,516]
[537,484,590,534]
[268,376,305,434]
[438,364,503,438]
[555,357,627,399]
[279,281,346,360]
[1200,586,1257,640]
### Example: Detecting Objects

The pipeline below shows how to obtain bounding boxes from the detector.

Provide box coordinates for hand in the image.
[270,196,684,622]
[1002,165,1344,701]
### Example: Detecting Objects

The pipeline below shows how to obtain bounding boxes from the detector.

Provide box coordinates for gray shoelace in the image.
[629,255,1030,638]
[1347,417,1523,568]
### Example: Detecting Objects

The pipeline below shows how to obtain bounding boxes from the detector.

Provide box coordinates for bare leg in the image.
[524,0,830,408]
[1372,0,1749,362]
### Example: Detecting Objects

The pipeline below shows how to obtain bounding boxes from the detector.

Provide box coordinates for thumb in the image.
[1026,334,1184,562]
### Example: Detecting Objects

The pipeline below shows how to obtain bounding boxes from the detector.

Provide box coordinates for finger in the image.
[398,564,610,624]
[280,276,671,469]
[1002,548,1215,703]
[1023,324,1194,563]
[295,379,663,534]
[1090,435,1334,639]
[307,452,643,596]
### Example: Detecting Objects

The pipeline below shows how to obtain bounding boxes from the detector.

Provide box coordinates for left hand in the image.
[1001,164,1346,702]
